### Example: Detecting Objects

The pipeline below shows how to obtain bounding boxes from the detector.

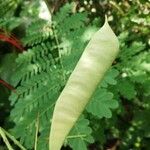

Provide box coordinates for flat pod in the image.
[49,17,119,150]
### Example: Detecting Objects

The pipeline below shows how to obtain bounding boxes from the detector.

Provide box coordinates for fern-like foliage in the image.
[9,3,95,149]
[22,20,53,47]
[0,1,147,150]
[0,0,21,17]
[114,31,150,102]
[8,3,119,150]
[0,0,23,33]
[0,17,22,32]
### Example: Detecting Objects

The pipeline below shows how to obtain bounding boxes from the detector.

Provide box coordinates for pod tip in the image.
[104,15,108,24]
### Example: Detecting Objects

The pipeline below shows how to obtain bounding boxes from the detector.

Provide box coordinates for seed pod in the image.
[49,17,119,150]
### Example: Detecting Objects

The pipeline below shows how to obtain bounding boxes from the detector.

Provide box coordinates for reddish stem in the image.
[0,30,23,94]
[0,33,24,52]
[0,79,16,93]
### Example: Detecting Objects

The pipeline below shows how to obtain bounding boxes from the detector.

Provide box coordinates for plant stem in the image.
[53,24,66,83]
[0,127,14,150]
[34,113,39,150]
[1,127,27,150]
[0,79,16,93]
[67,134,87,139]
[110,1,124,15]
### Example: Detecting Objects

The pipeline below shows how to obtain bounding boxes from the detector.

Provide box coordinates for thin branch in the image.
[0,79,16,93]
[0,127,14,150]
[109,1,124,16]
[1,127,27,150]
[67,134,87,139]
[53,25,66,82]
[34,113,39,150]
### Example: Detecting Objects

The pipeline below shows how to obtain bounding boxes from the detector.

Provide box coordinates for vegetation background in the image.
[0,0,149,150]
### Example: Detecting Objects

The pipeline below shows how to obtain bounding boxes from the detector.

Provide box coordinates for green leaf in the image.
[67,116,94,150]
[0,53,18,85]
[101,68,119,88]
[134,110,150,137]
[117,79,137,100]
[86,88,118,118]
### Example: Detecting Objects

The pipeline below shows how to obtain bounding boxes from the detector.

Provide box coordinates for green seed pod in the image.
[49,17,119,150]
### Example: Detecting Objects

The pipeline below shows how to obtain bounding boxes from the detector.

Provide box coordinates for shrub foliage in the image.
[0,0,149,150]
